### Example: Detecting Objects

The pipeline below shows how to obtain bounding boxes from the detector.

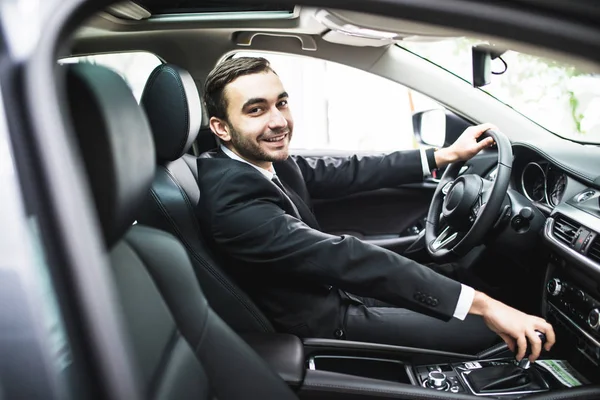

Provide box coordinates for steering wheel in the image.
[426,129,513,261]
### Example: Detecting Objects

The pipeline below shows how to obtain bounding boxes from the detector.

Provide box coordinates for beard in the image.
[228,124,292,163]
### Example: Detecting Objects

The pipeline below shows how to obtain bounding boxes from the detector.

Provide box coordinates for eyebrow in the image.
[241,91,289,111]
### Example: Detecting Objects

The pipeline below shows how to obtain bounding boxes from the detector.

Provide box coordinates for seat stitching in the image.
[121,235,194,396]
[146,328,181,397]
[193,306,211,354]
[124,231,212,357]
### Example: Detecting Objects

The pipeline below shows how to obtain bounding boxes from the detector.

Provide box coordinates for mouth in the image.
[262,132,289,144]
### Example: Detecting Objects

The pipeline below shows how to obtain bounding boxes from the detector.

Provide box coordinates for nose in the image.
[268,108,288,130]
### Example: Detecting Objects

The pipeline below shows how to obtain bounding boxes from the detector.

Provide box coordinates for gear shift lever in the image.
[518,331,546,369]
[465,331,549,394]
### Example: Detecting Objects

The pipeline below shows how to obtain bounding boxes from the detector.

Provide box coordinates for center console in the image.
[244,332,598,399]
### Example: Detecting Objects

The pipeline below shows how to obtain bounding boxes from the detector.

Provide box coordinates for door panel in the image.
[305,150,498,254]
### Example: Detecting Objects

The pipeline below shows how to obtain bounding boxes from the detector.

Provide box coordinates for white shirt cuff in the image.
[419,148,431,178]
[453,284,475,320]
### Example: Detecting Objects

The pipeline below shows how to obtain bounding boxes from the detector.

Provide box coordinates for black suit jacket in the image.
[196,149,462,338]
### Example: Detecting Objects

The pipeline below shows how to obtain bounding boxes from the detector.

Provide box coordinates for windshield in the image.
[399,39,600,145]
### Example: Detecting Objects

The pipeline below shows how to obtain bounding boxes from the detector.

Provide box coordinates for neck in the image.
[224,144,273,171]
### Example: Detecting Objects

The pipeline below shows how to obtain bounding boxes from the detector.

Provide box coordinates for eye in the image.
[248,107,263,114]
[277,99,288,108]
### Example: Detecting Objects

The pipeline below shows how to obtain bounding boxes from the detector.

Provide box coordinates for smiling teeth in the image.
[266,135,285,142]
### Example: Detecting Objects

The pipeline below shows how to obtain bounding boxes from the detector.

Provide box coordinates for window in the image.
[60,52,162,102]
[232,51,440,152]
[401,38,600,144]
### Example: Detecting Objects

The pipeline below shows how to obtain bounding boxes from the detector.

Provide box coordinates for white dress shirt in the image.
[220,144,474,320]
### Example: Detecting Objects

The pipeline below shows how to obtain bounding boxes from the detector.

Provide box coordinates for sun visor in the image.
[315,9,463,47]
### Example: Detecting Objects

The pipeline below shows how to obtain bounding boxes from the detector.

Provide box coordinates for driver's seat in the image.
[137,63,274,334]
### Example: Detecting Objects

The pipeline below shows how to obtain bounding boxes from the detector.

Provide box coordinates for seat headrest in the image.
[65,63,155,248]
[141,64,202,161]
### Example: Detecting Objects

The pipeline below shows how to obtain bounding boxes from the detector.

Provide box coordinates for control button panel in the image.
[415,364,466,393]
[547,278,563,297]
[588,308,600,330]
[546,271,600,340]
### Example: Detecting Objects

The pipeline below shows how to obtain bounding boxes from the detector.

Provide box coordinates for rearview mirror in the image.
[413,109,446,147]
[472,45,507,88]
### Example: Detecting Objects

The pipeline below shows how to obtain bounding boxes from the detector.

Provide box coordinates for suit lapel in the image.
[277,179,321,230]
[211,148,320,229]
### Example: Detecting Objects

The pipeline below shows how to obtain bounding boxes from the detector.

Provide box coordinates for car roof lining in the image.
[72,5,600,73]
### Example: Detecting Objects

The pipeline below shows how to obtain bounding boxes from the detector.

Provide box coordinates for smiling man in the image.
[196,57,555,358]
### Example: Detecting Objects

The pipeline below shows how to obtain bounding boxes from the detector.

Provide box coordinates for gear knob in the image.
[518,331,546,369]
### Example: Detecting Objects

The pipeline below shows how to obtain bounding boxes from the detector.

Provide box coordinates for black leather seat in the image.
[137,63,273,334]
[65,63,297,399]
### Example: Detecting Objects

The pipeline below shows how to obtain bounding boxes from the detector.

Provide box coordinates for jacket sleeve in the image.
[205,167,461,321]
[293,150,424,199]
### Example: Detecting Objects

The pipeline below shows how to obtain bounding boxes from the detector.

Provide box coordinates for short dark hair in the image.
[203,57,275,121]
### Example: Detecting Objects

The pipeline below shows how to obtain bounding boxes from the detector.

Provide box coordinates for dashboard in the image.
[504,145,600,371]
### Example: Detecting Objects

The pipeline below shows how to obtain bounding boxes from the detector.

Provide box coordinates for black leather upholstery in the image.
[243,333,305,387]
[66,64,155,248]
[138,63,273,333]
[142,64,202,162]
[65,63,296,399]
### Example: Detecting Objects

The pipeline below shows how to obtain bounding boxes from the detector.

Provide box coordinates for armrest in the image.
[303,338,475,365]
[242,333,305,387]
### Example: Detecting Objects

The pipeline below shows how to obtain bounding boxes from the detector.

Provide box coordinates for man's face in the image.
[220,71,293,165]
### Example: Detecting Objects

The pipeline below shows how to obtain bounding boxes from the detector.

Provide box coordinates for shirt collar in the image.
[220,144,275,180]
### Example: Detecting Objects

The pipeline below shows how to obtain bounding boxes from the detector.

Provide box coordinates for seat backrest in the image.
[138,64,273,333]
[65,63,296,399]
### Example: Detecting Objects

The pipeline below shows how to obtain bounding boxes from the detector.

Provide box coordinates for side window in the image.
[232,51,441,152]
[59,52,162,102]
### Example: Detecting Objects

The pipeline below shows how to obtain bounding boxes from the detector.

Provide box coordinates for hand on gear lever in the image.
[517,331,546,369]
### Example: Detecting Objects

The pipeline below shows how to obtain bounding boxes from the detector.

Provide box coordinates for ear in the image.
[209,116,231,142]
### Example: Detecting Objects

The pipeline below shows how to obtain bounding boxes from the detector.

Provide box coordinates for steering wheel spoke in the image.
[441,180,454,196]
[470,195,485,223]
[430,225,460,251]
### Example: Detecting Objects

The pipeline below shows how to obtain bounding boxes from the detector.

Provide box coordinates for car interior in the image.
[5,0,600,399]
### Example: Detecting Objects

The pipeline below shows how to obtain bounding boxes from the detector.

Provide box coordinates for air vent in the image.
[552,215,579,245]
[589,237,600,264]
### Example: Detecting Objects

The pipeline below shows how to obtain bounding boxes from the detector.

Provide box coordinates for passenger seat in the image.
[65,63,297,399]
[137,64,273,333]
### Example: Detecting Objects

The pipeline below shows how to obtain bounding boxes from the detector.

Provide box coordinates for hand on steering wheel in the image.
[426,128,512,261]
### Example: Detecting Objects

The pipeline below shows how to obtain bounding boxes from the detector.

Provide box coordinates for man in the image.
[197,57,554,359]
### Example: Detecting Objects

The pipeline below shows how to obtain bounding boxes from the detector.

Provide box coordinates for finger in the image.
[499,333,516,353]
[526,330,542,362]
[539,322,556,351]
[476,137,495,150]
[471,123,497,138]
[516,334,527,361]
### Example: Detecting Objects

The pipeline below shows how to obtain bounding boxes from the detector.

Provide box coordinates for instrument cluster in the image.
[520,161,568,207]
